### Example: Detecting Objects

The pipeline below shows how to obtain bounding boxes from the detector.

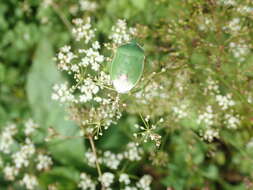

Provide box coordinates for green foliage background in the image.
[0,0,253,189]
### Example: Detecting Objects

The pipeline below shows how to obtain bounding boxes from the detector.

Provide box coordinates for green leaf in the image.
[131,0,147,10]
[97,120,129,150]
[0,63,5,82]
[26,38,85,166]
[39,167,80,190]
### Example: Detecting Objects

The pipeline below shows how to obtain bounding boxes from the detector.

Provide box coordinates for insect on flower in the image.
[110,41,145,93]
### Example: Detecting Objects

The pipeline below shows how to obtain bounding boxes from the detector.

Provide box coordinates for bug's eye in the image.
[112,74,134,93]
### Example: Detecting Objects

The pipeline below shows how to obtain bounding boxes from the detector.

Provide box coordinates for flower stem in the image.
[51,2,72,33]
[88,135,105,190]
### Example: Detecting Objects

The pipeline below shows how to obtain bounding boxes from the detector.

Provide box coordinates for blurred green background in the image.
[1,0,253,190]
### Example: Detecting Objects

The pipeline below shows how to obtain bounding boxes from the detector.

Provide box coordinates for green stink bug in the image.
[110,41,144,93]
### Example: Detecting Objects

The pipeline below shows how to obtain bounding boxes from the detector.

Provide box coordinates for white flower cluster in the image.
[215,94,235,110]
[53,18,136,137]
[36,153,53,171]
[136,175,153,190]
[52,83,75,103]
[134,125,162,147]
[42,0,53,8]
[247,95,253,104]
[125,187,138,190]
[79,0,98,12]
[197,106,219,142]
[134,116,163,147]
[1,119,53,190]
[85,150,98,167]
[218,0,253,15]
[109,19,136,45]
[81,94,122,137]
[121,174,152,190]
[78,171,152,190]
[201,77,241,135]
[0,123,17,154]
[79,151,153,190]
[198,17,215,32]
[197,105,214,127]
[218,0,236,6]
[204,77,219,95]
[55,46,77,73]
[246,138,253,149]
[85,142,143,169]
[78,173,96,190]
[100,172,115,188]
[3,165,19,181]
[229,41,250,62]
[135,80,167,105]
[124,142,143,161]
[72,17,95,43]
[24,119,38,136]
[79,42,104,71]
[119,173,131,185]
[20,174,38,190]
[102,151,123,170]
[202,128,219,142]
[79,77,100,102]
[12,138,35,169]
[237,6,253,15]
[172,104,188,119]
[225,18,242,33]
[224,113,240,129]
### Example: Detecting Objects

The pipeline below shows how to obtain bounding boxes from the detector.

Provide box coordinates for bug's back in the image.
[110,42,144,93]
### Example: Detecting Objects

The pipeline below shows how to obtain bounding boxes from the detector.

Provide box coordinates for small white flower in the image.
[24,119,38,136]
[227,18,241,32]
[136,175,152,190]
[36,153,53,171]
[124,143,143,161]
[0,123,17,154]
[197,106,214,127]
[3,165,19,181]
[52,83,75,103]
[224,113,240,129]
[100,172,114,188]
[20,174,38,190]
[203,128,219,142]
[12,138,35,169]
[85,150,101,167]
[172,104,188,119]
[102,151,122,170]
[56,45,77,72]
[218,0,236,6]
[125,186,138,190]
[72,17,95,43]
[109,19,136,45]
[215,94,235,110]
[78,173,96,190]
[92,41,100,49]
[247,138,253,149]
[119,173,131,185]
[204,77,219,94]
[79,0,98,12]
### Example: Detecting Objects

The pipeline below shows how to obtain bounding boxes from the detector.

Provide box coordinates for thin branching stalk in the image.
[51,2,72,33]
[88,135,105,190]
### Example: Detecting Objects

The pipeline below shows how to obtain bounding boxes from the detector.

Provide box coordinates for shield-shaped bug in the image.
[110,41,144,93]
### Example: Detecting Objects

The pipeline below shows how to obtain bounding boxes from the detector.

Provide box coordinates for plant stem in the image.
[51,2,72,33]
[88,135,105,190]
